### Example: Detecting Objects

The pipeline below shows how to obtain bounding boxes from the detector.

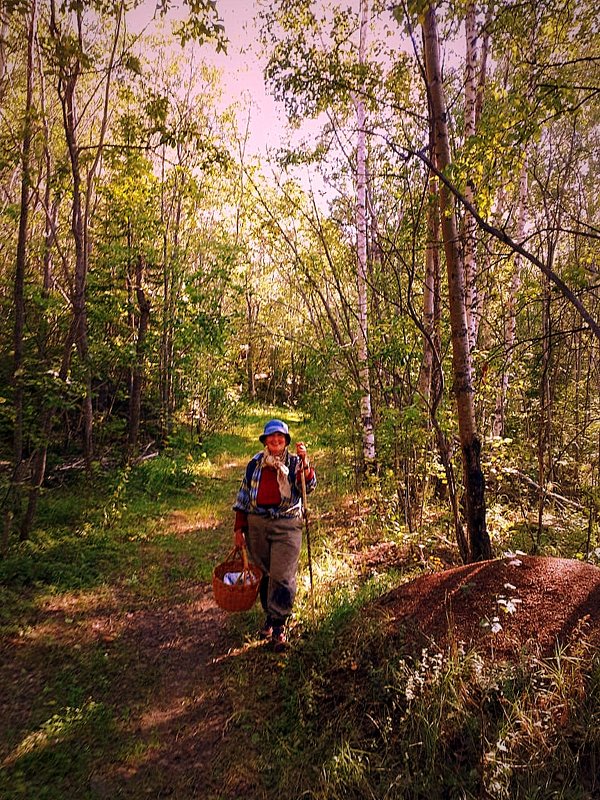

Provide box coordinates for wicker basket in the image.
[212,545,262,612]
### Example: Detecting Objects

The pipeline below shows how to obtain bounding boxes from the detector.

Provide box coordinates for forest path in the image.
[93,459,264,798]
[0,456,266,800]
[2,421,321,799]
[87,582,234,798]
[3,435,600,799]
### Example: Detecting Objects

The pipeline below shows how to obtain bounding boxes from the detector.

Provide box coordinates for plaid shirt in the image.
[233,451,316,519]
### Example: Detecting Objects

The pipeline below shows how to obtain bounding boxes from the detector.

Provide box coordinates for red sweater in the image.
[234,463,315,531]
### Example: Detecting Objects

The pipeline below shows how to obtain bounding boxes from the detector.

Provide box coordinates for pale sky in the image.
[204,0,287,155]
[128,0,287,157]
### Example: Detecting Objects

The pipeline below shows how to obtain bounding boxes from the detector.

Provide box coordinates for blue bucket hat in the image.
[259,418,291,445]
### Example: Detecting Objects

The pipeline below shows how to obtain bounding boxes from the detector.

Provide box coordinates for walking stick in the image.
[300,463,316,622]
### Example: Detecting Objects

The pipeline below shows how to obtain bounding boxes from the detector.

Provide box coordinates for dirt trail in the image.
[0,577,242,799]
[4,447,600,799]
[91,463,257,799]
[87,582,238,798]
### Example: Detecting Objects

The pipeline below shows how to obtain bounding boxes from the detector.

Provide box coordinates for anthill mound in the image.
[376,555,600,660]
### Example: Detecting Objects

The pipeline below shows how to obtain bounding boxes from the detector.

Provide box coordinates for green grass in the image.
[0,701,117,800]
[0,409,323,799]
[249,617,600,799]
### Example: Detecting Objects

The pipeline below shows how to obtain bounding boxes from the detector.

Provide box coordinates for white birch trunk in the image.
[464,1,479,350]
[418,169,440,406]
[356,0,375,466]
[0,5,8,95]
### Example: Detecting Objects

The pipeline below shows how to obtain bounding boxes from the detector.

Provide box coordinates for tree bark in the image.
[0,2,8,102]
[418,131,441,405]
[423,4,492,562]
[245,277,259,400]
[536,275,552,549]
[51,1,94,468]
[415,122,469,560]
[355,0,376,469]
[463,1,479,350]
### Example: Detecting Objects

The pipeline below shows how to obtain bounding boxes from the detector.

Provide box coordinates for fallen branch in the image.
[505,468,584,510]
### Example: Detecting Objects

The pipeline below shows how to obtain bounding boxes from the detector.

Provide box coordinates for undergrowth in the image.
[253,612,600,799]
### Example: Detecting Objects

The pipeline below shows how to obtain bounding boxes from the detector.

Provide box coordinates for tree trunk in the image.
[0,2,8,101]
[475,8,491,126]
[245,281,258,400]
[50,0,92,467]
[6,0,37,543]
[64,77,94,468]
[21,312,80,541]
[423,4,492,562]
[418,135,441,405]
[417,123,469,560]
[158,146,181,442]
[536,276,552,549]
[355,0,376,469]
[20,412,50,541]
[159,145,168,439]
[463,1,479,351]
[128,255,151,457]
[51,0,123,468]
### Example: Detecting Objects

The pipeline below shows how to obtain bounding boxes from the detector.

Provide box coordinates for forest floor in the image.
[1,436,600,799]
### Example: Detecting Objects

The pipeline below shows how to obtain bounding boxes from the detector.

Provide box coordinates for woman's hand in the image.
[234,529,246,548]
[296,441,308,466]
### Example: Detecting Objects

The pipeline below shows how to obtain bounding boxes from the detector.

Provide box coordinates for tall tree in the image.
[128,254,151,456]
[261,0,385,469]
[462,0,482,351]
[355,0,376,469]
[48,0,125,467]
[3,0,37,546]
[422,4,492,562]
[491,157,528,438]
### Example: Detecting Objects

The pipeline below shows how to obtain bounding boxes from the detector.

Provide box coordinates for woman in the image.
[233,418,316,652]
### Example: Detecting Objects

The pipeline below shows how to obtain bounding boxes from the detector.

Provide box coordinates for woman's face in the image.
[265,432,287,456]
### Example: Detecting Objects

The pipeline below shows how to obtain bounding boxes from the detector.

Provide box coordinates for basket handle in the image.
[223,543,253,583]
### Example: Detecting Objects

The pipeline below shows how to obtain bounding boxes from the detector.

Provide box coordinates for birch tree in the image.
[463,1,479,350]
[261,0,381,470]
[355,0,376,468]
[423,4,492,561]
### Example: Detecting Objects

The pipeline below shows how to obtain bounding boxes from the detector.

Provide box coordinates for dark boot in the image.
[271,624,287,653]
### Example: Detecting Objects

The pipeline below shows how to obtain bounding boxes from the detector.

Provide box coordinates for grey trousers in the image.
[246,514,303,626]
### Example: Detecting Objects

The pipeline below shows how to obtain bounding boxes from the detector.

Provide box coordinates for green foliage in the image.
[261,1,383,120]
[130,452,201,496]
[1,0,600,782]
[158,0,228,51]
[1,410,599,799]
[0,525,124,592]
